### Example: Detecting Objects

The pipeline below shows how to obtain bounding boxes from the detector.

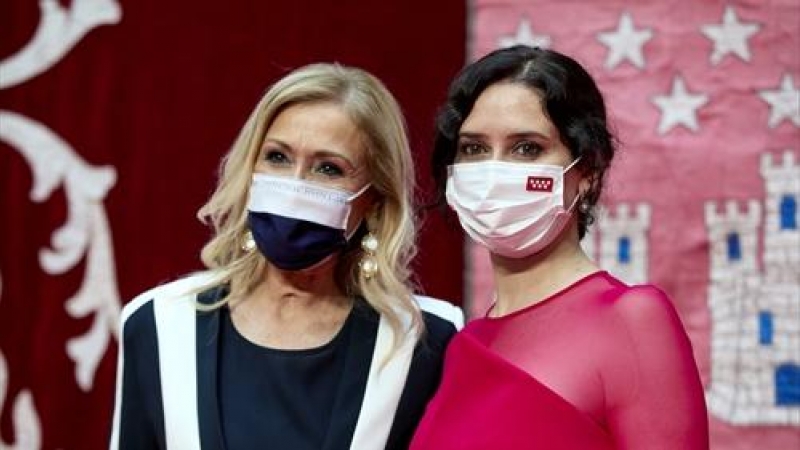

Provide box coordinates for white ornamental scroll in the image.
[0,351,41,450]
[0,0,122,448]
[0,111,122,390]
[0,0,121,89]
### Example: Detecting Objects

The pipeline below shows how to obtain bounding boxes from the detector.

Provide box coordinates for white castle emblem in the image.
[582,202,652,286]
[704,150,800,425]
[582,150,800,425]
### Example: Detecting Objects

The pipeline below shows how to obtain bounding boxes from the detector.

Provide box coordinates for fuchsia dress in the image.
[411,271,708,449]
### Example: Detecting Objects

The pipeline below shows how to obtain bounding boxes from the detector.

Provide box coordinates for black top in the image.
[218,305,352,450]
[112,277,459,450]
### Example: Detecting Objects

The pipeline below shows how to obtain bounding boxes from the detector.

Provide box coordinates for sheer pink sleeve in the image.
[411,272,708,450]
[603,286,709,449]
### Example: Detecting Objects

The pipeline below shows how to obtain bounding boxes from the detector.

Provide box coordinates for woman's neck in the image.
[228,258,353,349]
[262,259,344,302]
[490,232,598,317]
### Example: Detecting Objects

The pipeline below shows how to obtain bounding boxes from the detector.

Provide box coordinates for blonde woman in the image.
[109,63,462,450]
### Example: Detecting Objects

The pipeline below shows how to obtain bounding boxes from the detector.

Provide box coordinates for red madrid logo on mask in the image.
[526,176,554,192]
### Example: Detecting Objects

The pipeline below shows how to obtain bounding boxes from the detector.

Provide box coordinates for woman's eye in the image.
[315,162,344,177]
[264,150,289,164]
[512,141,542,157]
[458,142,486,156]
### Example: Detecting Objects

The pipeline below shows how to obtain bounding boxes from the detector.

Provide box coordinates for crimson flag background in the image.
[4,1,800,450]
[0,1,465,448]
[466,1,799,449]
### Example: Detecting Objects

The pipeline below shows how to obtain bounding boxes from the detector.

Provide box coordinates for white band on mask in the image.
[248,173,370,230]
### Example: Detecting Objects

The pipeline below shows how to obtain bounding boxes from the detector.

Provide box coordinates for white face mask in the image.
[445,158,581,258]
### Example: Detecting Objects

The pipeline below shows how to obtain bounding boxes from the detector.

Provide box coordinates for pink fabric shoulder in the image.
[602,285,709,449]
[410,331,615,449]
[410,271,709,450]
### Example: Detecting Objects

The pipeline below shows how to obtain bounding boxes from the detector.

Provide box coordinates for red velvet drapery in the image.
[0,2,466,448]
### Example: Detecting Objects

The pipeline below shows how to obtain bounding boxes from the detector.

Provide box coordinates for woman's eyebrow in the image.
[312,150,356,168]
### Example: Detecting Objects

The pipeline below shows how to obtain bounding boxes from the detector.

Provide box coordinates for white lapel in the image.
[349,312,416,450]
[153,291,202,450]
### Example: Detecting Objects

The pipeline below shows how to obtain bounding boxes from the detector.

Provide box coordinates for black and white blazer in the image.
[109,272,462,450]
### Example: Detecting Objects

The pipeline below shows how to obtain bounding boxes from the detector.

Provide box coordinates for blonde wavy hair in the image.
[196,63,422,342]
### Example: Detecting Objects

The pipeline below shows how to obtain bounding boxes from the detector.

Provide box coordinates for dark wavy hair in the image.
[431,45,616,239]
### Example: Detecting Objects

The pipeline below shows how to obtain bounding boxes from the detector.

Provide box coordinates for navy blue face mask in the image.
[247,212,349,270]
[246,174,370,271]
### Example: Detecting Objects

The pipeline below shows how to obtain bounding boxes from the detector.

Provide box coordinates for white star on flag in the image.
[597,11,653,69]
[758,74,800,128]
[652,75,709,134]
[701,5,761,65]
[498,18,551,49]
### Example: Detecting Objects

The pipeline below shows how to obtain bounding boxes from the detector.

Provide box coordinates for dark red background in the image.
[0,1,466,448]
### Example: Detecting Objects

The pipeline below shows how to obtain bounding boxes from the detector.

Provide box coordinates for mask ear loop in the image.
[345,219,365,240]
[348,182,373,201]
[566,191,582,213]
[563,157,583,213]
[564,156,582,173]
[343,183,373,239]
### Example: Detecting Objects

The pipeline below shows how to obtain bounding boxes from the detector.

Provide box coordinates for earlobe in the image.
[579,170,600,197]
[365,186,381,209]
[348,201,380,240]
[365,202,381,229]
[578,178,591,197]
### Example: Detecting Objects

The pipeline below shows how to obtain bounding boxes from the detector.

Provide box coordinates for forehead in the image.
[461,82,556,136]
[265,101,367,158]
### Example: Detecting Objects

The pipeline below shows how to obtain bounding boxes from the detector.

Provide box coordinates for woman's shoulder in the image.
[414,295,463,350]
[415,295,464,330]
[605,282,687,339]
[120,271,219,335]
[609,283,675,317]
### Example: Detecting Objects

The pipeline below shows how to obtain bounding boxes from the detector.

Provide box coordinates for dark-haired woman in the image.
[410,46,708,449]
